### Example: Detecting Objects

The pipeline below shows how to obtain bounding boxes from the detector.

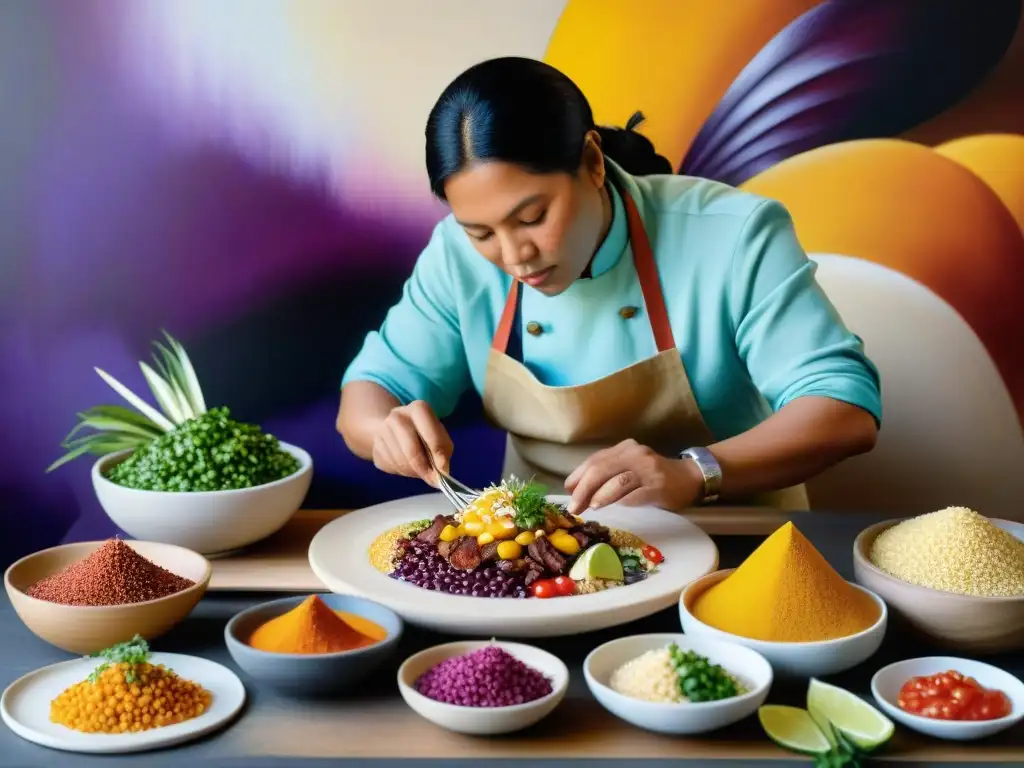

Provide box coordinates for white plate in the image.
[871,656,1024,741]
[1,653,245,754]
[308,492,719,637]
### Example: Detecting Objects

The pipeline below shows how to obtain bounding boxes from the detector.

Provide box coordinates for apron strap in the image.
[492,278,520,352]
[491,184,676,354]
[622,191,676,353]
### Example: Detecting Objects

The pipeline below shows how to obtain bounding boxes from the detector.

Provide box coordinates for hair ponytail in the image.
[595,111,673,176]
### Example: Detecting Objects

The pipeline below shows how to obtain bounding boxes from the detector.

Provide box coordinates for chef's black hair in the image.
[425,56,672,200]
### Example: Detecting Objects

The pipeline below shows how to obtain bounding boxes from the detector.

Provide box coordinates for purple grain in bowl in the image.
[414,645,554,707]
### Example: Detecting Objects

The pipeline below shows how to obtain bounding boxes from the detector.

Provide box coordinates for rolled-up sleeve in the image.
[341,222,472,418]
[728,200,882,426]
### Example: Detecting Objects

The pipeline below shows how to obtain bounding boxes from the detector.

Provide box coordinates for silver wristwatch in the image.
[679,446,722,504]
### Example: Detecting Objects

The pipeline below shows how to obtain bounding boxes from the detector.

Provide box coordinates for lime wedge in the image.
[568,542,623,581]
[807,678,894,751]
[758,705,832,756]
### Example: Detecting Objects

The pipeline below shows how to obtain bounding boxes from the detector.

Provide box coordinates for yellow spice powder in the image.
[692,522,879,642]
[50,662,212,734]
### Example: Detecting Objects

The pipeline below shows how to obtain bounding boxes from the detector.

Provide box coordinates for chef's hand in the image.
[372,400,453,488]
[564,439,704,514]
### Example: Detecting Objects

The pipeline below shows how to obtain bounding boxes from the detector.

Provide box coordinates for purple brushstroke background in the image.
[0,2,504,566]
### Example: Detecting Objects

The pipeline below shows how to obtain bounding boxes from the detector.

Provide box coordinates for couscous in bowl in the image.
[583,633,772,735]
[853,516,1024,654]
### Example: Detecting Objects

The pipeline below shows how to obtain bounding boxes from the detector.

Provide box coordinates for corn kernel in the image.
[550,532,580,555]
[497,541,523,560]
[514,531,535,546]
[477,532,495,546]
[463,521,484,536]
[438,524,460,542]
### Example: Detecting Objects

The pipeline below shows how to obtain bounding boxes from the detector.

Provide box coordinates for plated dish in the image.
[1,640,244,754]
[308,491,719,637]
[370,478,663,599]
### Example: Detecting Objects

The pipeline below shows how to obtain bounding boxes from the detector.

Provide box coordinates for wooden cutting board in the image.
[207,499,796,592]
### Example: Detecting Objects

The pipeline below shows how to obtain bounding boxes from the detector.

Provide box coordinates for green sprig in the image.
[87,635,151,684]
[504,476,549,530]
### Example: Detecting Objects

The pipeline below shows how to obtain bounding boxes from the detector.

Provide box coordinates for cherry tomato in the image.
[552,576,576,596]
[530,579,558,599]
[642,545,664,564]
[898,671,1011,722]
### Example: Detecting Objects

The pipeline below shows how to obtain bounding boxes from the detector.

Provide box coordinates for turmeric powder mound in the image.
[247,595,385,654]
[692,522,880,642]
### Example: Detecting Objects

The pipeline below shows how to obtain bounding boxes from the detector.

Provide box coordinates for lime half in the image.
[807,678,894,751]
[568,542,623,581]
[758,705,832,756]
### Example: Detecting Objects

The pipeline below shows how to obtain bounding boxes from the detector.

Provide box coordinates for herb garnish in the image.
[87,634,150,684]
[668,643,739,703]
[505,476,550,530]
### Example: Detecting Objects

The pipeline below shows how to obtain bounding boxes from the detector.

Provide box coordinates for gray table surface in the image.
[1,512,1021,767]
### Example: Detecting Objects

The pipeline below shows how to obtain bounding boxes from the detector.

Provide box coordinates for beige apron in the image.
[481,179,810,511]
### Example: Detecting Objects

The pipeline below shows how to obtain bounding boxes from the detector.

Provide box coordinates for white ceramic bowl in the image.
[584,633,772,735]
[397,640,568,735]
[679,569,888,678]
[93,442,312,557]
[871,657,1024,741]
[854,519,1024,654]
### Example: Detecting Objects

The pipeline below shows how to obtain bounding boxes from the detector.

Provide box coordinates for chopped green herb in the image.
[668,643,740,703]
[46,332,299,491]
[88,635,151,684]
[504,476,550,530]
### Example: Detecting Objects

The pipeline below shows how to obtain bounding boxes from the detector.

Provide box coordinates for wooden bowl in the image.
[4,540,211,655]
[852,519,1024,654]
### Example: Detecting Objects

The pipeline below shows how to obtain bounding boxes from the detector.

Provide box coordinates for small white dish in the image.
[1,653,245,754]
[679,569,888,678]
[583,633,772,735]
[397,640,568,735]
[871,656,1024,741]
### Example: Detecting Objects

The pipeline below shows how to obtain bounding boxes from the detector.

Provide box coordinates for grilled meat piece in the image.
[437,539,454,559]
[527,536,567,574]
[416,515,454,546]
[577,520,611,543]
[497,558,525,573]
[571,531,591,549]
[523,561,546,586]
[448,536,482,571]
[480,542,500,562]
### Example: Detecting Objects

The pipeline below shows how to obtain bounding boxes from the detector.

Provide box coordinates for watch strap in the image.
[679,446,722,504]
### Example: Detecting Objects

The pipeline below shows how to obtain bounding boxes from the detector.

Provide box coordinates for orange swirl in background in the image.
[544,0,822,169]
[739,139,1024,421]
[936,134,1024,234]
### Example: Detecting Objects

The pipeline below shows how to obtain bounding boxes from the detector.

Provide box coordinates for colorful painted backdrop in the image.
[2,0,1022,565]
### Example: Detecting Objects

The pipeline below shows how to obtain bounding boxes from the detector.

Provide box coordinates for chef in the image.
[336,57,881,515]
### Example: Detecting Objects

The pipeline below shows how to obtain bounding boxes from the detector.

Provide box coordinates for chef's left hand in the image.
[564,439,704,515]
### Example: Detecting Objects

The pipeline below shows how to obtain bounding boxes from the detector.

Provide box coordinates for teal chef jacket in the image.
[342,160,882,441]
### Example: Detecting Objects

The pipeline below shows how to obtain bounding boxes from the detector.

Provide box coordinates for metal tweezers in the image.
[423,441,481,512]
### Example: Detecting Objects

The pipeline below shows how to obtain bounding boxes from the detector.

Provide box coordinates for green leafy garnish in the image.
[668,643,739,703]
[505,476,549,530]
[87,635,151,684]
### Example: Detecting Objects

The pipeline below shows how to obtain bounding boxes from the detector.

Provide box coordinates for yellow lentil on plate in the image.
[368,521,429,574]
[50,662,212,734]
[869,506,1024,597]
